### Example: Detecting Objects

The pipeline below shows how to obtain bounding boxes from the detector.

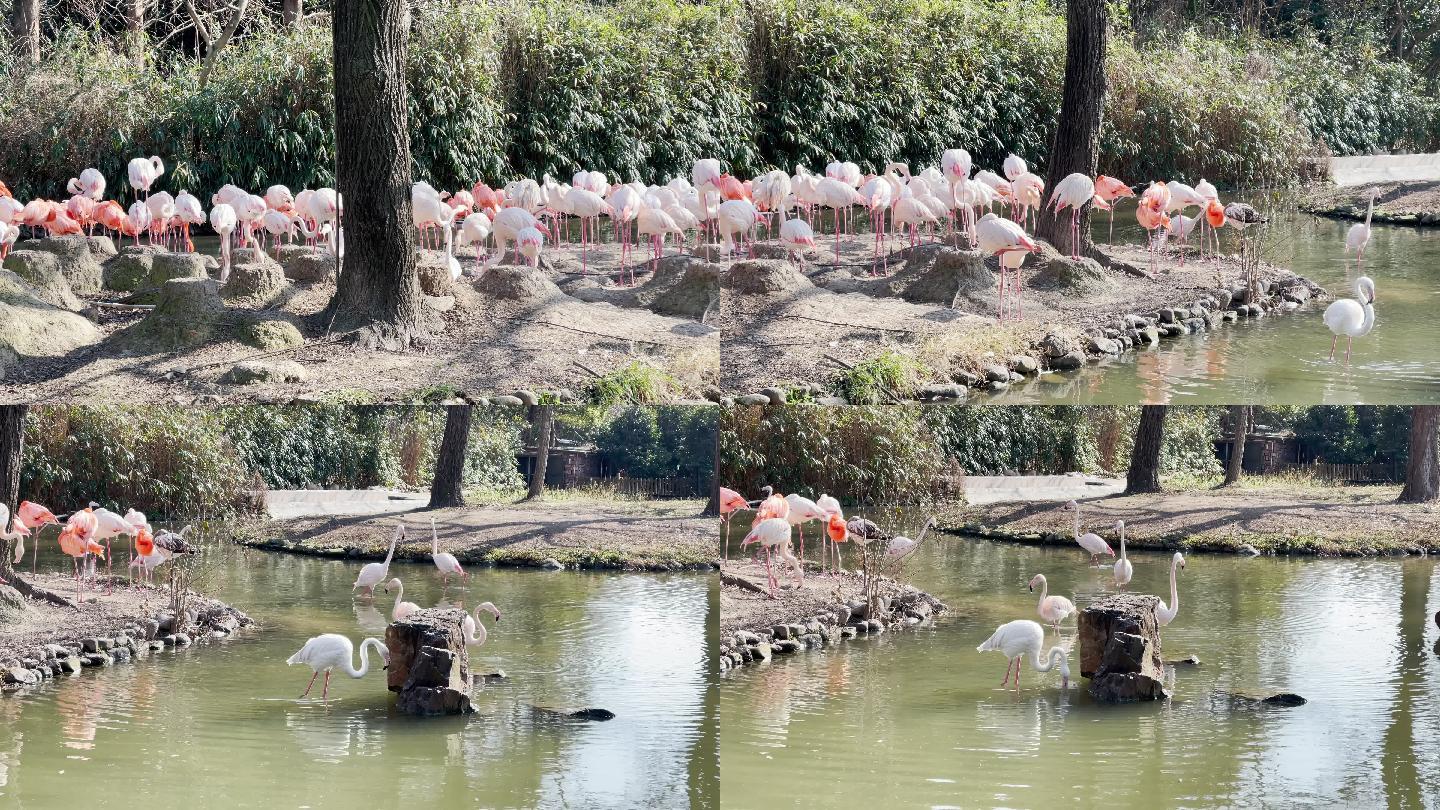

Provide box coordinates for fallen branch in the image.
[720,570,771,596]
[779,313,917,334]
[491,313,688,348]
[8,574,77,609]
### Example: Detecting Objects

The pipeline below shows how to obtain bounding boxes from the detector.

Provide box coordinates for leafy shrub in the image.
[597,405,716,483]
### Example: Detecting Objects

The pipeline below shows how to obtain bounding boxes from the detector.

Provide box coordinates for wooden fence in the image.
[1272,461,1403,483]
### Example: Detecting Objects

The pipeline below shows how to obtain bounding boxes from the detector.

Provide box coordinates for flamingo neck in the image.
[392,582,405,613]
[431,523,439,557]
[1168,559,1180,614]
[1360,301,1376,336]
[1120,530,1127,559]
[467,612,489,645]
[1072,509,1080,540]
[348,638,383,678]
[1030,646,1065,673]
[1364,194,1375,228]
[383,533,398,565]
[1035,576,1048,605]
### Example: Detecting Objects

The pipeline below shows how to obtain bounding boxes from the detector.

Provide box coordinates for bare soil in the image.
[1301,180,1440,225]
[951,485,1440,555]
[718,229,1317,396]
[3,239,718,404]
[241,496,718,571]
[0,574,247,661]
[719,558,943,638]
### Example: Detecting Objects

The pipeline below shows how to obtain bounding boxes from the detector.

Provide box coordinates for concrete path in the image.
[962,475,1125,505]
[1331,153,1440,186]
[264,489,429,519]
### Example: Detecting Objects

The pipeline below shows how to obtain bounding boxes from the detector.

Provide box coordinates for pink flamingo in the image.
[429,518,466,585]
[741,517,801,598]
[1028,574,1076,632]
[719,487,749,561]
[1048,173,1095,260]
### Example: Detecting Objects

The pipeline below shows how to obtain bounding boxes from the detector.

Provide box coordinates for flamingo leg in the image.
[300,671,319,698]
[1329,334,1338,361]
[322,670,331,703]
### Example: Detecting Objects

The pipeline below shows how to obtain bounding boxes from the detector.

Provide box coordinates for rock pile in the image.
[1077,592,1170,702]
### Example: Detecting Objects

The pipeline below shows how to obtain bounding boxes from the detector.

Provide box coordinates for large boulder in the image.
[632,255,720,319]
[385,608,474,716]
[1078,592,1170,702]
[15,235,112,293]
[103,246,209,300]
[276,244,336,283]
[111,277,230,351]
[0,270,103,378]
[222,248,290,308]
[3,250,83,310]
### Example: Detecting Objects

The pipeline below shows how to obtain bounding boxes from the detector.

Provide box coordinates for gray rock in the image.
[277,244,337,283]
[1041,333,1071,358]
[918,382,965,401]
[17,235,108,293]
[1050,350,1085,371]
[734,394,771,406]
[1088,336,1121,355]
[173,633,192,647]
[758,387,788,404]
[1010,355,1039,375]
[220,359,308,385]
[221,249,289,307]
[81,638,104,654]
[490,395,524,406]
[772,639,800,654]
[984,364,1009,382]
[951,369,981,387]
[987,380,1008,392]
[514,389,539,406]
[750,642,772,662]
[3,250,84,309]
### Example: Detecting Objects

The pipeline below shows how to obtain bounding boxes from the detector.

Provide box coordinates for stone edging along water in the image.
[726,272,1326,405]
[233,534,718,573]
[719,575,947,672]
[939,521,1437,557]
[0,600,253,692]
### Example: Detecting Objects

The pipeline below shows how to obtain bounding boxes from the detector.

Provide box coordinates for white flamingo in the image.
[462,602,502,646]
[286,634,390,703]
[1028,574,1075,631]
[1068,500,1115,564]
[1345,187,1380,270]
[430,518,466,585]
[1156,552,1186,626]
[352,524,403,595]
[1323,275,1376,364]
[1113,520,1133,588]
[977,619,1070,689]
[741,517,802,598]
[385,577,421,622]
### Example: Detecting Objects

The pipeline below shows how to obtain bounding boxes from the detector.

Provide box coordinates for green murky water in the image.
[720,517,1440,808]
[1,531,718,809]
[981,194,1440,404]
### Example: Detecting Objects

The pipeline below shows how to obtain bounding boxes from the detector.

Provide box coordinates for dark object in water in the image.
[1167,655,1201,667]
[1261,693,1306,707]
[1214,690,1306,711]
[1434,611,1439,630]
[531,705,616,722]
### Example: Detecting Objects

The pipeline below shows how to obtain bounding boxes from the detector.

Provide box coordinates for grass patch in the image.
[832,350,930,404]
[914,322,1050,378]
[586,361,681,406]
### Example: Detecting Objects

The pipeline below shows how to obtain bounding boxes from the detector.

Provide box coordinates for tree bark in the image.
[526,406,554,501]
[1034,0,1107,257]
[283,0,303,25]
[8,0,39,63]
[428,405,471,508]
[702,452,719,516]
[1126,405,1167,494]
[198,0,249,88]
[0,405,26,578]
[1398,406,1440,503]
[327,0,426,349]
[125,0,147,59]
[1222,405,1249,486]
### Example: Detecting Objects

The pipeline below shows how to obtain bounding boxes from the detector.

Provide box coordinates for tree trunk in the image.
[702,452,719,516]
[1222,405,1249,486]
[1399,406,1440,503]
[1034,0,1107,257]
[125,0,147,59]
[283,0,303,25]
[8,0,40,63]
[1125,405,1167,494]
[327,0,426,349]
[526,406,554,501]
[0,405,26,578]
[428,405,472,508]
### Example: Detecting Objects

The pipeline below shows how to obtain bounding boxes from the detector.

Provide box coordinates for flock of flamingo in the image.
[0,500,195,599]
[287,519,502,703]
[720,490,1189,693]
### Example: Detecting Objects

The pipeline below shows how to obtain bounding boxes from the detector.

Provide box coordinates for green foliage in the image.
[720,405,945,504]
[1281,405,1413,464]
[3,0,1435,200]
[833,351,929,405]
[585,361,680,407]
[923,406,1095,474]
[597,405,716,483]
[21,407,252,518]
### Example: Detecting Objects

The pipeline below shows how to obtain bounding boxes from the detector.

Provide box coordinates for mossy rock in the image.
[633,255,720,319]
[3,250,83,310]
[222,249,290,308]
[220,359,308,385]
[112,277,231,351]
[0,270,103,378]
[103,246,208,300]
[243,319,304,350]
[15,235,111,293]
[277,245,336,283]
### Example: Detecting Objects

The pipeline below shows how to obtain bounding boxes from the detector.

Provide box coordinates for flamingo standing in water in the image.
[90,506,137,594]
[1028,574,1076,632]
[462,602,502,647]
[815,494,842,571]
[384,577,421,621]
[286,634,390,704]
[1094,175,1135,242]
[1068,500,1115,564]
[1156,552,1186,626]
[430,518,466,585]
[1345,187,1380,271]
[1113,520,1133,588]
[353,525,403,596]
[977,619,1070,690]
[1323,276,1376,364]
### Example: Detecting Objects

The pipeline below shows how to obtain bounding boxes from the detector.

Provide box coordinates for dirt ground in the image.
[242,496,717,571]
[719,557,943,638]
[952,485,1440,555]
[0,573,246,661]
[718,227,1317,396]
[4,237,718,404]
[1301,180,1440,225]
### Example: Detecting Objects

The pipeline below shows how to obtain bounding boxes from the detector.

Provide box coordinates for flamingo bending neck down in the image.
[430,518,466,585]
[286,634,390,703]
[1068,500,1114,564]
[977,619,1070,690]
[1156,552,1186,626]
[741,517,801,598]
[1028,574,1076,631]
[1113,520,1133,588]
[353,525,403,595]
[1323,276,1376,365]
[462,602,502,646]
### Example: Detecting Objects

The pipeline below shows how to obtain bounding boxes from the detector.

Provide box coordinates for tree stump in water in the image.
[385,608,474,716]
[1078,592,1170,702]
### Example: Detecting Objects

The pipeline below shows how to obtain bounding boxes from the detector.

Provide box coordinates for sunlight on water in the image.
[0,531,718,809]
[721,515,1440,808]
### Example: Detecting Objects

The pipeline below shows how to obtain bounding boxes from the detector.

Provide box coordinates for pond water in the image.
[720,517,1440,808]
[982,193,1440,404]
[1,530,719,809]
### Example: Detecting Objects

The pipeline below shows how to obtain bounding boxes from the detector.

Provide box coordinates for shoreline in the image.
[236,501,718,573]
[718,237,1324,403]
[1300,180,1440,227]
[945,488,1440,556]
[719,561,947,671]
[0,575,254,691]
